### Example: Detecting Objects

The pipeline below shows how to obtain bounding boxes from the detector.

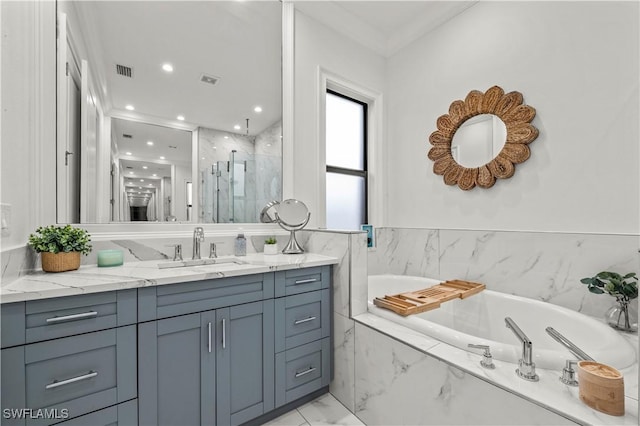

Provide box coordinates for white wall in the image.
[386,1,639,234]
[293,10,386,228]
[0,1,56,250]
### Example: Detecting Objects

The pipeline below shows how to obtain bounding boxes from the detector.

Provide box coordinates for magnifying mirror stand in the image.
[275,212,311,254]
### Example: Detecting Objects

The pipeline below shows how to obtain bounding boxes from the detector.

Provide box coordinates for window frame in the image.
[325,89,368,228]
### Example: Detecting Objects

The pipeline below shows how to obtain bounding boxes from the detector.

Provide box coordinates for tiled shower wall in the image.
[368,227,640,319]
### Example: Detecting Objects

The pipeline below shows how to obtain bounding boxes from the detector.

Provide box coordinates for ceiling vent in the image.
[122,134,133,139]
[116,64,134,78]
[200,73,220,86]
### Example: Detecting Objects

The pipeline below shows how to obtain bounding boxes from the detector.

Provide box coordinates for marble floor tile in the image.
[263,409,309,426]
[297,394,365,426]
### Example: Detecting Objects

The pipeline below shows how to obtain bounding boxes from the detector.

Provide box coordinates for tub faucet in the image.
[505,317,539,382]
[192,227,205,260]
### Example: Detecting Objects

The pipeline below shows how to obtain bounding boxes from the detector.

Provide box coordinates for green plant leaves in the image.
[27,225,92,255]
[581,271,638,300]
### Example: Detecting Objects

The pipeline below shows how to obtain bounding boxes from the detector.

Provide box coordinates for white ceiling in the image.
[73,1,282,135]
[294,1,477,57]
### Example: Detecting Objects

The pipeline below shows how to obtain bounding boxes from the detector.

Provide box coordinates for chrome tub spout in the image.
[545,327,595,362]
[505,317,539,382]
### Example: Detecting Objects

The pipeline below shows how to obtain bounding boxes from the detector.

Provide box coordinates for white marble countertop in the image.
[354,312,639,426]
[0,253,338,304]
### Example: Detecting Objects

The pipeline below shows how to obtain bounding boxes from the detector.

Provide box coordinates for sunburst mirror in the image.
[427,85,539,190]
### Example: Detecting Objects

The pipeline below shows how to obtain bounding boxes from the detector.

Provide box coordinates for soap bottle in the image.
[234,233,247,256]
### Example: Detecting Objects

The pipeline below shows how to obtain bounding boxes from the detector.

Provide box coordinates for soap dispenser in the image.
[234,233,247,256]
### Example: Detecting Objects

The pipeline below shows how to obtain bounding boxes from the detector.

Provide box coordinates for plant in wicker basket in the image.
[28,225,92,272]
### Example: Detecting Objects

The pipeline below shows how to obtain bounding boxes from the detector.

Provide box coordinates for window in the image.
[325,90,367,230]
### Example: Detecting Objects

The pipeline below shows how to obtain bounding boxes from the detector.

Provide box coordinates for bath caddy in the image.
[373,280,485,316]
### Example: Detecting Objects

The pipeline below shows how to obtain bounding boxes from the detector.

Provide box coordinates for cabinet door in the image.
[138,312,215,426]
[216,300,274,426]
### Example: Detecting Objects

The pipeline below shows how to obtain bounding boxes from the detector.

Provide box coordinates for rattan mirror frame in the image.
[427,85,539,190]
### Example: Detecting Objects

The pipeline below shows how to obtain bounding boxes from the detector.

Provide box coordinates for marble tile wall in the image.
[368,227,640,319]
[297,230,367,413]
[354,322,576,425]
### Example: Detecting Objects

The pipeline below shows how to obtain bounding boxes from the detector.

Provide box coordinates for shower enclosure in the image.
[202,150,278,223]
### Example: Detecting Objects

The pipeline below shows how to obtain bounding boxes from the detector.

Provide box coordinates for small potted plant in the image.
[581,271,638,332]
[263,237,278,255]
[28,225,92,272]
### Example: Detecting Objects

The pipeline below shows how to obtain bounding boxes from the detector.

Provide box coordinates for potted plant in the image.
[581,271,638,332]
[263,237,278,255]
[28,225,92,272]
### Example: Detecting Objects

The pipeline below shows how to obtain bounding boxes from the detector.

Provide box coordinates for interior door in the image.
[56,13,81,223]
[80,59,99,223]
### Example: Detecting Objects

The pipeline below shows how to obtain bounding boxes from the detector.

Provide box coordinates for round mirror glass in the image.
[260,200,280,223]
[276,199,309,227]
[451,114,507,168]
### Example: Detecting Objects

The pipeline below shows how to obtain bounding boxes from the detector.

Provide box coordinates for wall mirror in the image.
[56,0,282,224]
[427,85,539,190]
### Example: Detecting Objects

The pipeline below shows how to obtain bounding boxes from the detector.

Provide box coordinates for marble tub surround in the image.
[297,229,368,413]
[368,227,639,320]
[353,314,639,425]
[0,252,338,304]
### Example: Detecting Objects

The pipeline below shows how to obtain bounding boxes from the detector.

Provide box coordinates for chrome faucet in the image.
[192,227,205,260]
[545,327,595,361]
[505,317,539,381]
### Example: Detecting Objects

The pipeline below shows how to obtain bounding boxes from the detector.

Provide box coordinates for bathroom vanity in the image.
[0,254,336,425]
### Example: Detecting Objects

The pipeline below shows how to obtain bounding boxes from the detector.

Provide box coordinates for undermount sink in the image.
[158,257,248,269]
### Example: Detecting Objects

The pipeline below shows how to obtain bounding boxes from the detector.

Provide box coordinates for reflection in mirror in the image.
[111,119,192,222]
[56,0,283,223]
[199,121,282,223]
[451,114,506,168]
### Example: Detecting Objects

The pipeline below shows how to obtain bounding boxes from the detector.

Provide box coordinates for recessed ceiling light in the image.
[160,156,165,160]
[142,166,148,169]
[126,152,132,155]
[201,157,205,160]
[140,179,144,182]
[162,63,174,72]
[152,174,157,177]
[254,106,262,113]
[125,105,135,111]
[224,136,229,139]
[147,141,154,146]
[233,124,241,130]
[266,143,271,147]
[177,115,185,121]
[129,171,134,174]
[213,147,217,150]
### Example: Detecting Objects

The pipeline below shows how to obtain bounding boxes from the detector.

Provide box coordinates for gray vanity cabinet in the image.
[273,266,332,408]
[138,311,216,426]
[138,293,275,426]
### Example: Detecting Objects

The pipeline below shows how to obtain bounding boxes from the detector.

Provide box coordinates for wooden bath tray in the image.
[373,280,485,316]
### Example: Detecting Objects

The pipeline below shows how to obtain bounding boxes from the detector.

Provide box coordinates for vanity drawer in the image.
[274,266,331,297]
[274,337,330,408]
[1,326,137,425]
[138,273,274,321]
[23,290,137,345]
[51,399,137,426]
[275,289,330,352]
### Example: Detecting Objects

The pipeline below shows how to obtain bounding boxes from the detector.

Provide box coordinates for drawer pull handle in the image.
[222,318,226,349]
[294,316,317,325]
[294,367,316,378]
[46,371,98,389]
[46,311,98,323]
[294,278,317,285]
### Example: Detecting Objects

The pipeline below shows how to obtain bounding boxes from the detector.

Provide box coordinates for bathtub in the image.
[368,275,636,370]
